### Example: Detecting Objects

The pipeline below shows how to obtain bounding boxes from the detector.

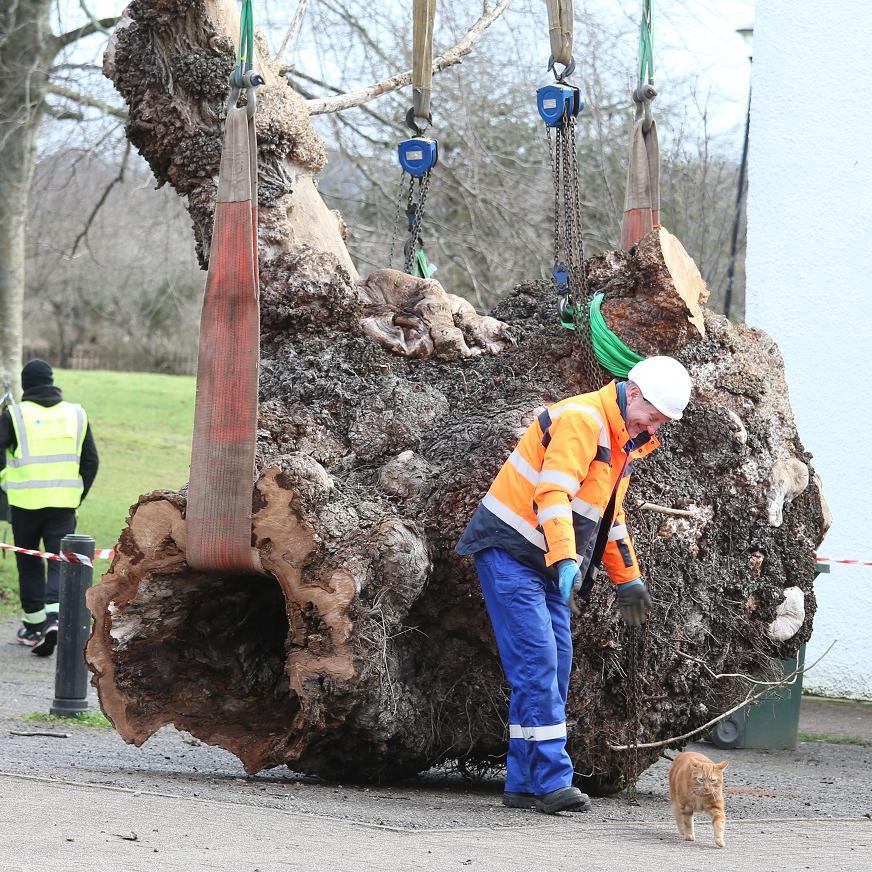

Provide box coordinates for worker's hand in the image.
[557,559,581,603]
[615,578,652,626]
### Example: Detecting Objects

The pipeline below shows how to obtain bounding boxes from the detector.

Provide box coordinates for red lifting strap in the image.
[186,106,264,575]
[620,116,660,250]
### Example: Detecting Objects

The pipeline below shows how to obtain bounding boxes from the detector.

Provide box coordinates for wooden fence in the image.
[22,345,198,376]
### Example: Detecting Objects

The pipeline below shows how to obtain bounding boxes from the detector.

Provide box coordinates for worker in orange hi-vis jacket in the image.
[456,356,692,815]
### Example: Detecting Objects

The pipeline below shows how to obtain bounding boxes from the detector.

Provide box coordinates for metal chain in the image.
[403,171,432,274]
[545,125,561,286]
[566,115,586,298]
[546,106,605,391]
[388,168,409,269]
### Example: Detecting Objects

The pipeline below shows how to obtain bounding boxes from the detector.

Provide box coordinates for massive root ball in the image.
[86,229,826,788]
[87,0,826,791]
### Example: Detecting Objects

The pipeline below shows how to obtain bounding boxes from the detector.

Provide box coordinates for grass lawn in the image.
[0,369,195,617]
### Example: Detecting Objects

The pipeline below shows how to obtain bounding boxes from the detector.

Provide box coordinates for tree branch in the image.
[305,0,511,116]
[46,84,127,120]
[70,143,132,258]
[53,17,119,52]
[285,69,402,132]
[275,0,311,64]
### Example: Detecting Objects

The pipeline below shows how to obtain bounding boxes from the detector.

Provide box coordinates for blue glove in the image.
[557,559,581,603]
[615,578,652,626]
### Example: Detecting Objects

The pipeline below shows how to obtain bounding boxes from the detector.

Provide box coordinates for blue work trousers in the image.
[475,546,574,796]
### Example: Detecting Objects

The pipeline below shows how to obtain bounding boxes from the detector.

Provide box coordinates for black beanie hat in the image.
[21,359,54,390]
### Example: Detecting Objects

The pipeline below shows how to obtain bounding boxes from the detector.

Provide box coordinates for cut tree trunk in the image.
[86,0,827,793]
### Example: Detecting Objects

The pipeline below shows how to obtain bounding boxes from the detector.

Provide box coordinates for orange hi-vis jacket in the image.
[457,381,659,587]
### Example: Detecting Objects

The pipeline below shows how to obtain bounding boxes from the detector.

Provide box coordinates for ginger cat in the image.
[668,750,729,848]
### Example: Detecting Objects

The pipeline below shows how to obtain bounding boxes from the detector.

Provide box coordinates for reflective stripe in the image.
[550,403,610,447]
[7,453,80,468]
[508,449,540,486]
[4,479,83,490]
[539,468,579,495]
[75,405,84,452]
[537,503,572,524]
[571,497,601,522]
[481,492,546,550]
[23,608,46,623]
[608,523,629,541]
[10,405,28,458]
[509,722,567,741]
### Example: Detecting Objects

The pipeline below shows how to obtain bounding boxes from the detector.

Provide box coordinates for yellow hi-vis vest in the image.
[1,401,86,509]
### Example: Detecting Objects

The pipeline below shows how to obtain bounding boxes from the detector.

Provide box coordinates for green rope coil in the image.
[589,292,645,377]
[638,0,654,87]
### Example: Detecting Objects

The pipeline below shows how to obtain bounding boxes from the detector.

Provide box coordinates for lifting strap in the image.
[545,0,573,67]
[411,0,437,124]
[186,7,264,576]
[621,0,659,250]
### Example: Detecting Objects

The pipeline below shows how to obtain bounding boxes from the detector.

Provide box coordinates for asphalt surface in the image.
[1,618,871,870]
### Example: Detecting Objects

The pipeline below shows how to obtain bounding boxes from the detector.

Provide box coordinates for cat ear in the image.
[717,760,729,770]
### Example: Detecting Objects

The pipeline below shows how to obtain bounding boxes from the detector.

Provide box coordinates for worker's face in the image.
[625,385,671,438]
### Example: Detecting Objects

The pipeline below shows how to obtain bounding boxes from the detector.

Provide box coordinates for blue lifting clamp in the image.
[398,136,438,177]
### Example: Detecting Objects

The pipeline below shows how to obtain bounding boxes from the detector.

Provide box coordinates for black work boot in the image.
[502,791,537,809]
[536,786,592,814]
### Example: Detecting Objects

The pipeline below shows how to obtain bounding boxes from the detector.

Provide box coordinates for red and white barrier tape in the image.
[0,540,866,570]
[0,541,114,567]
[816,556,872,568]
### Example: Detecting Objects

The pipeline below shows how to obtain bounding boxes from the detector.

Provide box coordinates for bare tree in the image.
[25,149,202,371]
[0,0,118,393]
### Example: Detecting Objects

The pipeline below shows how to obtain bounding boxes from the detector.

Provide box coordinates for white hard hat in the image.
[627,356,692,420]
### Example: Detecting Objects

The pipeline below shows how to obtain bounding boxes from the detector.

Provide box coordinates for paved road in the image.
[1,772,869,872]
[2,620,871,870]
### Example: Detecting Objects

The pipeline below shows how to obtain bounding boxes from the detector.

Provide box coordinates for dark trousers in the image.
[11,506,77,619]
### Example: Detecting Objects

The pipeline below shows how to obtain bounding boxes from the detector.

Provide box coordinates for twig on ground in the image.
[9,730,70,738]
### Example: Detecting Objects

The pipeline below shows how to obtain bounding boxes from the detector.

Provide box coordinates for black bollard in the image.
[50,534,95,717]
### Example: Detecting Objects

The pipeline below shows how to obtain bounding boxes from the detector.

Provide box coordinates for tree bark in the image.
[86,0,827,793]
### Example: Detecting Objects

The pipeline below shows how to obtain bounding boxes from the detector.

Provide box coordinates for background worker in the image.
[0,359,99,655]
[457,356,692,814]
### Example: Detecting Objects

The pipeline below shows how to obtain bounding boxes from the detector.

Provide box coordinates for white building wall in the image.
[745,1,872,698]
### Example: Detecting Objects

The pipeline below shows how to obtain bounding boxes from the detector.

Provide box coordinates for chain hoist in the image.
[390,0,438,279]
[537,54,605,390]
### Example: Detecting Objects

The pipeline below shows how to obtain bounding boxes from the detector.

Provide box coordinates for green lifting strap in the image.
[638,0,654,87]
[237,0,255,76]
[413,247,431,279]
[588,293,645,377]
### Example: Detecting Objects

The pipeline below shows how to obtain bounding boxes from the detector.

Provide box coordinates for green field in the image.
[0,369,195,618]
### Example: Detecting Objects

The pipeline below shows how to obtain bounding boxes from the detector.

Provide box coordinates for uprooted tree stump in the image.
[85,0,827,793]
